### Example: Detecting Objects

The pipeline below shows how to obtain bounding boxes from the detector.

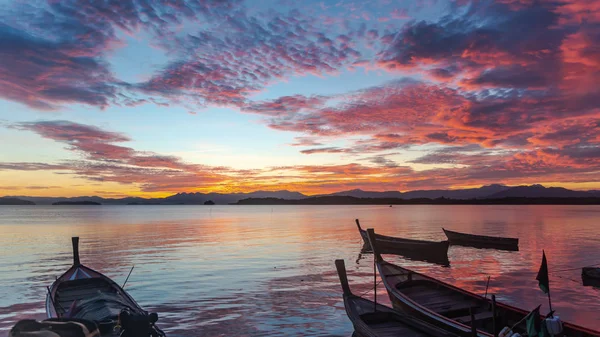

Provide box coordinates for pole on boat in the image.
[373,250,377,312]
[492,294,498,337]
[122,265,135,289]
[469,308,477,337]
[484,276,490,299]
[366,228,380,312]
[335,259,351,296]
[365,228,382,263]
[355,219,362,231]
[547,288,553,317]
[71,237,80,266]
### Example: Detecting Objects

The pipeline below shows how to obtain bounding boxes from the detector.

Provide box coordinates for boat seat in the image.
[453,310,494,323]
[436,302,479,316]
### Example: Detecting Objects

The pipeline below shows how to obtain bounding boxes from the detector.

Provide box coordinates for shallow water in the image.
[1,205,599,336]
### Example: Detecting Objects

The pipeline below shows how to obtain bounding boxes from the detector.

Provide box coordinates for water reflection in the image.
[0,205,599,336]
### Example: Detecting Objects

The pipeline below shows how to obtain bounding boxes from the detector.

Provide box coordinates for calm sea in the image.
[1,205,599,336]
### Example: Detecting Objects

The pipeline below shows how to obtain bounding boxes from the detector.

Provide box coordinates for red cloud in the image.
[11,121,227,192]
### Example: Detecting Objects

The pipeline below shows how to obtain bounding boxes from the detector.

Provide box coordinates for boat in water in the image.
[365,228,600,337]
[356,219,450,266]
[335,259,459,337]
[443,228,519,251]
[46,237,166,337]
[582,267,600,287]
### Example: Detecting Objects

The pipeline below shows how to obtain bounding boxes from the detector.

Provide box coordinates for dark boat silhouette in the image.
[365,229,600,337]
[356,219,450,266]
[335,259,459,337]
[443,228,519,251]
[46,237,165,336]
[582,267,600,287]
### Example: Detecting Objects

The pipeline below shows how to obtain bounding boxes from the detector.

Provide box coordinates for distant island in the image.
[3,184,600,205]
[234,196,600,205]
[0,197,35,205]
[127,202,161,205]
[52,201,101,205]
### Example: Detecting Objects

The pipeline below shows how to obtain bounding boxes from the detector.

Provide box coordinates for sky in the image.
[0,0,599,198]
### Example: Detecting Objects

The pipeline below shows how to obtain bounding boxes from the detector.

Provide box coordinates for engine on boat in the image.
[118,308,165,337]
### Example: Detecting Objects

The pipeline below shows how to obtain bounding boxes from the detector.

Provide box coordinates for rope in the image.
[357,280,383,298]
[554,274,583,285]
[550,263,600,273]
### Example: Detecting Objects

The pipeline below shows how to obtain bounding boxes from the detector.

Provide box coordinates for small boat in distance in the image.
[443,228,519,251]
[365,229,600,337]
[46,237,166,336]
[582,267,600,287]
[334,259,459,337]
[356,219,450,266]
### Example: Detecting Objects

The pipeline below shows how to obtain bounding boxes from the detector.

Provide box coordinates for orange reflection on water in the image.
[1,204,599,336]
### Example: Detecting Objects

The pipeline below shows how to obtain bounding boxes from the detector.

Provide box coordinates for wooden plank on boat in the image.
[453,311,494,324]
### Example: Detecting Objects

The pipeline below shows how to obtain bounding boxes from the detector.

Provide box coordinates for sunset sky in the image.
[0,0,599,197]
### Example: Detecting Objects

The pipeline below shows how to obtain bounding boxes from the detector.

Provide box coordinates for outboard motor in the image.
[118,309,165,337]
[118,308,150,337]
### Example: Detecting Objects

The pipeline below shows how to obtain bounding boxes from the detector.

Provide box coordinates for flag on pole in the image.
[536,250,549,294]
[525,305,549,337]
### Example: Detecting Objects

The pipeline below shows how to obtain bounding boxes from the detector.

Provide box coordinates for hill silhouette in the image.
[5,184,598,205]
[0,197,35,205]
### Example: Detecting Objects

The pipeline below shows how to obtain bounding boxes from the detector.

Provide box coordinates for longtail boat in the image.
[356,219,450,266]
[365,228,600,337]
[46,237,166,336]
[443,228,519,251]
[335,259,459,337]
[582,267,600,287]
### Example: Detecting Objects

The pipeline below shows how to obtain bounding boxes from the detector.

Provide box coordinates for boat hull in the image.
[336,259,458,337]
[582,267,600,287]
[443,228,518,251]
[377,259,600,337]
[359,229,450,266]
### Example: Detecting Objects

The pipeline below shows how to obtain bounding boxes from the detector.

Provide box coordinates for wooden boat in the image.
[334,259,459,337]
[46,237,166,336]
[365,228,600,337]
[582,267,600,287]
[442,228,519,251]
[356,219,450,266]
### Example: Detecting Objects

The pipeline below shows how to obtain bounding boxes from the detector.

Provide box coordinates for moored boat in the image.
[442,228,519,251]
[334,259,459,337]
[365,228,600,337]
[356,219,450,266]
[582,267,600,287]
[46,237,166,337]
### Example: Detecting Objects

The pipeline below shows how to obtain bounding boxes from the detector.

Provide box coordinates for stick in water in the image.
[122,265,135,289]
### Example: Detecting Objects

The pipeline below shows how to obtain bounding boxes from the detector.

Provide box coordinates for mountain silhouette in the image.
[486,184,593,198]
[6,184,597,205]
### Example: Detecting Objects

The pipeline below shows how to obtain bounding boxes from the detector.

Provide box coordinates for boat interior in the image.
[380,262,501,332]
[350,296,440,337]
[54,277,133,323]
[362,312,433,337]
